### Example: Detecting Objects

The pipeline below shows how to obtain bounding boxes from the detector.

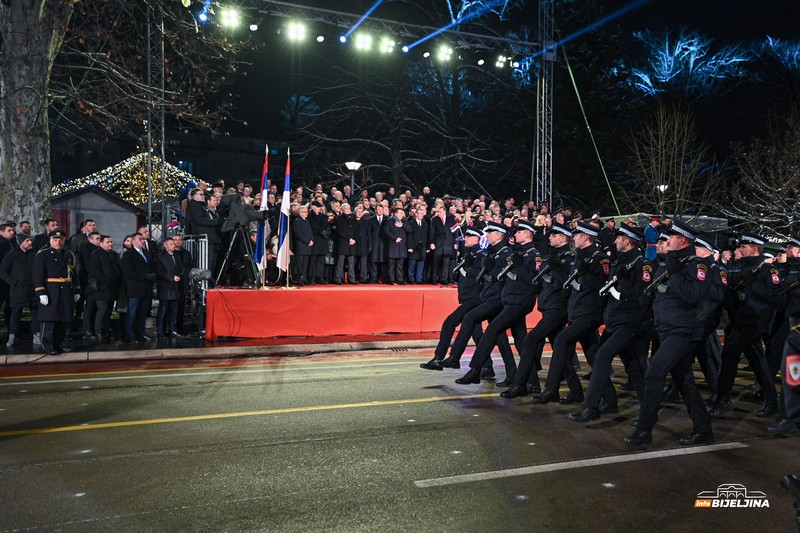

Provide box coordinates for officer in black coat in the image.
[291,205,314,285]
[33,230,80,355]
[455,221,541,386]
[0,233,38,347]
[382,207,411,284]
[120,232,156,342]
[368,205,388,283]
[443,223,515,374]
[87,236,120,342]
[570,223,652,422]
[711,232,781,419]
[155,238,186,338]
[536,222,610,405]
[504,221,575,398]
[308,201,331,284]
[626,220,714,446]
[333,204,357,284]
[353,205,371,283]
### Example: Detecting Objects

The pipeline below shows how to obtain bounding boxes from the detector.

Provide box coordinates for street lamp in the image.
[345,161,362,195]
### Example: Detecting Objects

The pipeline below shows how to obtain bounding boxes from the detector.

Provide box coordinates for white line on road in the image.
[0,361,416,387]
[414,442,749,488]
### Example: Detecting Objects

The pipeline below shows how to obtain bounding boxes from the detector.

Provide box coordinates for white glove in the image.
[39,295,49,306]
[74,293,81,302]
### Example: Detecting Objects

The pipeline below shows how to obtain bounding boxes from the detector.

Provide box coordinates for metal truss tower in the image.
[532,0,554,207]
[146,0,167,238]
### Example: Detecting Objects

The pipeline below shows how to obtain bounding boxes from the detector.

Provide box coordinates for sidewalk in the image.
[0,331,442,366]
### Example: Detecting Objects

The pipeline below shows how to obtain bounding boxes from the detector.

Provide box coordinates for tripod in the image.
[215,225,259,287]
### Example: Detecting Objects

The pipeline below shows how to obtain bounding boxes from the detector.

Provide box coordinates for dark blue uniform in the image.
[693,256,728,398]
[629,245,712,444]
[33,246,79,354]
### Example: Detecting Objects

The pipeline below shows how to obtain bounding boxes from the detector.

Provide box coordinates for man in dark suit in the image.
[190,193,223,280]
[368,204,387,283]
[428,204,458,284]
[32,218,58,252]
[406,206,429,284]
[172,234,193,334]
[353,205,371,283]
[383,207,411,284]
[0,233,38,347]
[0,223,16,328]
[120,232,156,343]
[333,203,357,284]
[87,235,120,343]
[292,205,314,285]
[79,231,101,338]
[155,237,186,339]
[308,201,330,284]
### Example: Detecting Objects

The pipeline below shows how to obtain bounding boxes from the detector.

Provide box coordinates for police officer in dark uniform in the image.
[535,221,610,405]
[626,220,713,446]
[33,229,80,355]
[502,221,574,399]
[769,235,800,435]
[710,233,780,419]
[420,228,485,370]
[570,223,652,422]
[692,235,728,404]
[454,221,541,386]
[442,222,514,374]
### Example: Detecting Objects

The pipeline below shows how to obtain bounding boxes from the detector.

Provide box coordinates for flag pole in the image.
[285,147,291,288]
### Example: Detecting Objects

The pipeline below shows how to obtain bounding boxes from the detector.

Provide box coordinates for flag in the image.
[254,145,270,271]
[275,148,292,273]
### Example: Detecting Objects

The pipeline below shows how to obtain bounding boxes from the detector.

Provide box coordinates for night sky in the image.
[227,0,800,140]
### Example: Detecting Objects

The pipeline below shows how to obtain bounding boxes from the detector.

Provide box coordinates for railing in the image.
[182,234,209,336]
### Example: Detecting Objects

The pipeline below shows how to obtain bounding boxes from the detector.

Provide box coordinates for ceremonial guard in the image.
[33,230,80,355]
[710,233,780,419]
[570,223,652,422]
[625,221,713,446]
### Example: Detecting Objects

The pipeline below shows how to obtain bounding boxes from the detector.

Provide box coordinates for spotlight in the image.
[287,21,306,42]
[354,33,372,51]
[249,24,258,32]
[437,45,453,62]
[496,55,507,68]
[477,59,485,66]
[423,51,431,58]
[339,35,347,43]
[220,7,240,28]
[402,45,409,53]
[379,37,395,54]
[316,35,325,43]
[512,61,520,68]
[198,11,209,23]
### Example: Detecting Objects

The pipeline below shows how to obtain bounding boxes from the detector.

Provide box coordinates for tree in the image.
[720,110,800,238]
[620,104,725,216]
[1,1,246,224]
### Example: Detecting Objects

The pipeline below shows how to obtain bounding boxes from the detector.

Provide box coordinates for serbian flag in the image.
[275,148,292,272]
[253,145,270,271]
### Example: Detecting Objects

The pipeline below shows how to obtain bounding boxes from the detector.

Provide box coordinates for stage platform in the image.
[205,285,541,340]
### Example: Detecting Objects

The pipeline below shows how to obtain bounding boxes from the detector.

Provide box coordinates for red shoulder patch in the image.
[697,267,706,281]
[786,355,800,387]
[535,259,542,272]
[602,261,610,276]
[642,264,652,283]
[720,270,728,286]
[771,268,780,285]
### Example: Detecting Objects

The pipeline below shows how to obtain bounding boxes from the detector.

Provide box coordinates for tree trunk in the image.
[0,1,73,224]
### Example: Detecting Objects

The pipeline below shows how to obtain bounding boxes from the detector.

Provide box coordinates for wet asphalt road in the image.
[0,349,797,532]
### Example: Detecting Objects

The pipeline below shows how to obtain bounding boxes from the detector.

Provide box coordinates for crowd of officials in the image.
[0,218,192,355]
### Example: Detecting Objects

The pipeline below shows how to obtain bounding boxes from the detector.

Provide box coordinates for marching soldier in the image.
[625,220,713,446]
[33,229,80,355]
[534,221,610,405]
[570,223,652,422]
[710,233,780,419]
[454,221,541,386]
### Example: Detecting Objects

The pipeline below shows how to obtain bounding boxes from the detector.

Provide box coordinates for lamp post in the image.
[345,161,362,196]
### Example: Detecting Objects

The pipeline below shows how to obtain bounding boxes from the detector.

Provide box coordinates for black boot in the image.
[441,357,460,369]
[455,369,480,385]
[569,407,601,423]
[624,429,652,446]
[755,400,778,418]
[500,384,528,398]
[420,358,444,371]
[531,390,559,404]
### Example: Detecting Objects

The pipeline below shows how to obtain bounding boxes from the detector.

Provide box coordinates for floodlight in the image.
[198,11,209,23]
[512,61,520,68]
[437,45,453,62]
[477,59,485,66]
[355,33,373,51]
[339,35,347,43]
[402,45,409,53]
[317,35,325,43]
[220,7,240,28]
[249,24,258,32]
[379,37,395,54]
[287,21,306,42]
[423,51,431,58]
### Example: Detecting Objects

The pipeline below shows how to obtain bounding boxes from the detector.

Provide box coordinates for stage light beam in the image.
[343,0,387,40]
[287,21,307,42]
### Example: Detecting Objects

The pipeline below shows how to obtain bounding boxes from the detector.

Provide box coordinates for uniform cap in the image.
[550,221,573,238]
[483,222,508,235]
[666,220,697,241]
[516,221,537,233]
[615,222,643,241]
[788,235,800,248]
[48,229,67,239]
[694,235,715,252]
[464,228,482,238]
[574,221,599,237]
[739,233,766,246]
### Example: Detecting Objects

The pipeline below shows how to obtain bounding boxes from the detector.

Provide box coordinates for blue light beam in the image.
[343,0,387,41]
[524,0,651,62]
[404,0,507,52]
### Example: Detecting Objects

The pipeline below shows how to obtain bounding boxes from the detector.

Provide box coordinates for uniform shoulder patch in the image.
[771,268,780,285]
[786,355,800,387]
[696,263,707,281]
[719,270,728,286]
[601,259,610,276]
[535,258,542,272]
[642,264,652,283]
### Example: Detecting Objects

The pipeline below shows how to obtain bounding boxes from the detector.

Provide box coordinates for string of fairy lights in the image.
[52,153,193,206]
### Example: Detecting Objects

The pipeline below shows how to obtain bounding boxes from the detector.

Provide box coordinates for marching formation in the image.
[421,218,800,446]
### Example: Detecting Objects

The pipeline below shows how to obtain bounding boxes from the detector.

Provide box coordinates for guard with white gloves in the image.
[33,230,80,355]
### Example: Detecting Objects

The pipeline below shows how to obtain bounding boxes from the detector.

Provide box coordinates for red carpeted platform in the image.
[205,286,541,340]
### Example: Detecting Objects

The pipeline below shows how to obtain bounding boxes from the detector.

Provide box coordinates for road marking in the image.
[0,361,417,387]
[0,393,497,437]
[414,442,748,488]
